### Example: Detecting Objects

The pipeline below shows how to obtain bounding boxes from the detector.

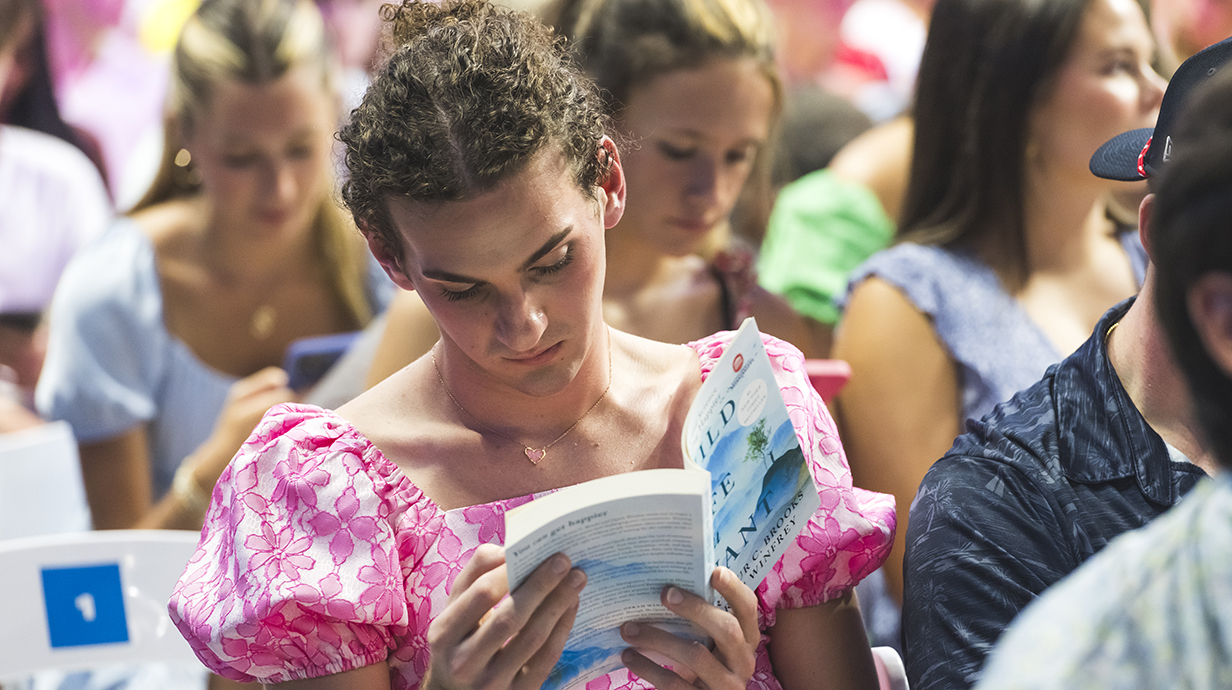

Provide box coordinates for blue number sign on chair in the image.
[0,530,202,678]
[41,563,130,648]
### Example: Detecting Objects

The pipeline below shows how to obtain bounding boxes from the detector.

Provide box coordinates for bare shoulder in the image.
[829,116,913,221]
[128,198,215,304]
[834,275,957,419]
[607,329,705,472]
[339,357,443,446]
[838,275,936,349]
[334,357,469,498]
[129,197,206,258]
[615,327,699,366]
[366,289,440,387]
[829,116,913,186]
[612,328,704,407]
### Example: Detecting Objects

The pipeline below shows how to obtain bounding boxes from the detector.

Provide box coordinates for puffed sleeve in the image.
[35,222,166,441]
[757,336,895,613]
[169,404,444,683]
[691,333,896,620]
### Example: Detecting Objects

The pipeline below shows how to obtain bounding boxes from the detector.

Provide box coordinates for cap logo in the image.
[1137,135,1152,178]
[1163,136,1173,163]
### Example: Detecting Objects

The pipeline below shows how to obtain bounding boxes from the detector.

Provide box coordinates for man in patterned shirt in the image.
[976,58,1232,690]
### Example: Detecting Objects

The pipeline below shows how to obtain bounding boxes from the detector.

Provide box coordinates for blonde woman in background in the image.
[36,0,389,532]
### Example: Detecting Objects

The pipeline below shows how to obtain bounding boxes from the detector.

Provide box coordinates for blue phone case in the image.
[282,331,360,391]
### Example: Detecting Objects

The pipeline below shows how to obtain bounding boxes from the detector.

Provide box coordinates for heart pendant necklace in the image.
[430,330,613,465]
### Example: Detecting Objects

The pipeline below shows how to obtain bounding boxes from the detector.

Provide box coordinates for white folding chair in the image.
[872,645,909,690]
[0,530,201,680]
[0,421,91,539]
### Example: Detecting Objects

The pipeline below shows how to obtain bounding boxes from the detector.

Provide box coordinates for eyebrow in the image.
[421,227,574,284]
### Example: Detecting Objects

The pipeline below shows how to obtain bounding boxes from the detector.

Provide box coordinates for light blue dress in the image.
[35,219,391,500]
[845,233,1148,423]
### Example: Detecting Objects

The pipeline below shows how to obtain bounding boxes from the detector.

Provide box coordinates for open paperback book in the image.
[503,317,822,690]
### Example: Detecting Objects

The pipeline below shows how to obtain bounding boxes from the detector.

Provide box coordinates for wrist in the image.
[171,456,211,515]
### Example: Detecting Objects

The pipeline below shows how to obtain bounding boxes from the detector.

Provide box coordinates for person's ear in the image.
[1187,272,1232,377]
[363,225,416,292]
[1138,193,1156,261]
[597,136,626,229]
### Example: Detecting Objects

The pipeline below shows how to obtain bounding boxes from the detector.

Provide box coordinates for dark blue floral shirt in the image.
[901,298,1208,690]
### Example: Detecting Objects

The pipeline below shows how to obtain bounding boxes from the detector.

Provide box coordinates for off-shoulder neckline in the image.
[292,331,747,515]
[302,405,563,516]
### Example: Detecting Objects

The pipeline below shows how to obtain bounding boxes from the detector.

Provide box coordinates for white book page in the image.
[504,469,711,690]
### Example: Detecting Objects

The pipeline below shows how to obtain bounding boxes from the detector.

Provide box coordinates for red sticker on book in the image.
[732,354,744,372]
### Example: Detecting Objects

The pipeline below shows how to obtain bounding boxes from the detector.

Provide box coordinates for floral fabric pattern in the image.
[169,333,896,687]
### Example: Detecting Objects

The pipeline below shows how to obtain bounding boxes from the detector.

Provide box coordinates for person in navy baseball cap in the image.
[980,64,1232,690]
[1090,35,1232,181]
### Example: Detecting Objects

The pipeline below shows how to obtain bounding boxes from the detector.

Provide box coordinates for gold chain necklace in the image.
[430,331,613,465]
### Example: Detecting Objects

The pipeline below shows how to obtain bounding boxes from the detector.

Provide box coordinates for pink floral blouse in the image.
[169,333,895,688]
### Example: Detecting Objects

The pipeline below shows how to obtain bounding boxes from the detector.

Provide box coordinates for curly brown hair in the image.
[339,0,610,260]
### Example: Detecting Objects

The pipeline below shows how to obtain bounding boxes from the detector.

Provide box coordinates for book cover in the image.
[504,318,820,690]
[683,318,822,599]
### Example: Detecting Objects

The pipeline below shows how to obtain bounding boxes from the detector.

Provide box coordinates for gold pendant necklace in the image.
[431,330,613,465]
[250,304,277,340]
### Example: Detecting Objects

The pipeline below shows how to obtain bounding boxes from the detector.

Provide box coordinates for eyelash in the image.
[727,148,753,165]
[223,154,258,168]
[438,246,575,302]
[440,285,483,302]
[534,245,575,277]
[659,142,695,160]
[221,144,315,168]
[660,142,756,166]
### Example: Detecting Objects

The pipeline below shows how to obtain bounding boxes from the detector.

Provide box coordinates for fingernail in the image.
[623,622,639,637]
[552,554,570,574]
[568,569,587,588]
[666,587,684,605]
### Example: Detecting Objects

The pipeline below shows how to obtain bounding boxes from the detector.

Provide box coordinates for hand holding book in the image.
[420,544,586,690]
[619,567,760,690]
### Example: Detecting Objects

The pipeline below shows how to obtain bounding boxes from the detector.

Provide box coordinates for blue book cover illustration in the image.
[503,318,819,690]
[683,317,822,597]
